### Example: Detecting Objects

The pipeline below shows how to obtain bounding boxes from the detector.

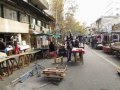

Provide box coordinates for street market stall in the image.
[111,42,120,56]
[71,47,85,63]
[0,50,41,80]
[109,30,120,56]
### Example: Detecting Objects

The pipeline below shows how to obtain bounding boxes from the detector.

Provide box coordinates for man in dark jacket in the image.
[66,40,73,62]
[49,42,56,58]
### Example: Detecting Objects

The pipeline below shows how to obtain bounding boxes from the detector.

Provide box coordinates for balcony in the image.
[29,25,42,34]
[30,0,49,10]
[0,17,29,33]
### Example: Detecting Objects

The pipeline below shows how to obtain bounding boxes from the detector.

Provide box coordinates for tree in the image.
[51,0,86,36]
[51,0,64,33]
[63,0,86,36]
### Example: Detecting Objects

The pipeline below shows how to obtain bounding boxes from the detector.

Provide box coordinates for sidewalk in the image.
[0,58,53,90]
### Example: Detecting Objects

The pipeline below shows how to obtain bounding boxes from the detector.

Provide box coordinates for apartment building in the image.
[96,16,120,33]
[0,0,55,50]
[105,0,120,16]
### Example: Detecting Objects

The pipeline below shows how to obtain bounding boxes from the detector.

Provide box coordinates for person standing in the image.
[0,38,7,53]
[49,42,57,58]
[82,37,86,48]
[74,38,79,48]
[65,40,72,62]
[13,41,20,54]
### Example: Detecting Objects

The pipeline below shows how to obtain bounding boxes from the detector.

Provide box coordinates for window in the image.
[4,7,17,21]
[30,17,36,25]
[37,20,41,26]
[20,13,29,23]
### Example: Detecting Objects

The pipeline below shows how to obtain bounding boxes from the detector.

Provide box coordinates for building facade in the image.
[104,0,120,16]
[0,0,55,51]
[95,16,120,33]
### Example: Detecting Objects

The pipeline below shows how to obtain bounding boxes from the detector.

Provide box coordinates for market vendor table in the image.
[19,45,30,52]
[111,46,120,51]
[111,46,120,56]
[103,45,110,53]
[71,48,85,63]
[35,48,49,59]
[0,57,15,78]
[0,50,41,80]
[8,50,41,68]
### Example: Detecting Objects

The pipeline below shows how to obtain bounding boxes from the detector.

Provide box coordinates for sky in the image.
[69,0,108,26]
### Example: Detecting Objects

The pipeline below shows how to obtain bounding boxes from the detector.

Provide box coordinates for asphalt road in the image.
[6,45,120,90]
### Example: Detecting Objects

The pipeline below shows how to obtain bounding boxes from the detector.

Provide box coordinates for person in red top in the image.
[13,41,20,54]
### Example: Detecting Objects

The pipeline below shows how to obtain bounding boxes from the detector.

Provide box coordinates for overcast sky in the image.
[72,0,108,26]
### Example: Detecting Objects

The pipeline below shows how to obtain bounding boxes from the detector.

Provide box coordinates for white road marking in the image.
[88,47,120,71]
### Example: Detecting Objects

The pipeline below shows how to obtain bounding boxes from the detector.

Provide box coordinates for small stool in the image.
[54,56,63,64]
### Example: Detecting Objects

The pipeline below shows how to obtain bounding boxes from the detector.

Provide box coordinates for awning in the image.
[32,33,49,36]
[52,34,61,38]
[31,33,61,38]
[47,33,54,36]
[111,30,120,33]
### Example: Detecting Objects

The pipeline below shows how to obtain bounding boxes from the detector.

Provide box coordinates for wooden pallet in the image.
[42,65,67,79]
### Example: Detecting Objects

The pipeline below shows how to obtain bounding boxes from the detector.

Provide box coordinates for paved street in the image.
[4,45,120,90]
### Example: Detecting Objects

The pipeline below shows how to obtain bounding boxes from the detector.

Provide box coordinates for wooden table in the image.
[0,50,41,80]
[72,48,85,63]
[0,50,40,80]
[8,50,41,68]
[35,48,49,59]
[0,57,15,78]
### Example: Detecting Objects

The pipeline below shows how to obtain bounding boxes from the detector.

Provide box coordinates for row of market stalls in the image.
[103,24,120,57]
[89,23,120,57]
[0,0,62,80]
